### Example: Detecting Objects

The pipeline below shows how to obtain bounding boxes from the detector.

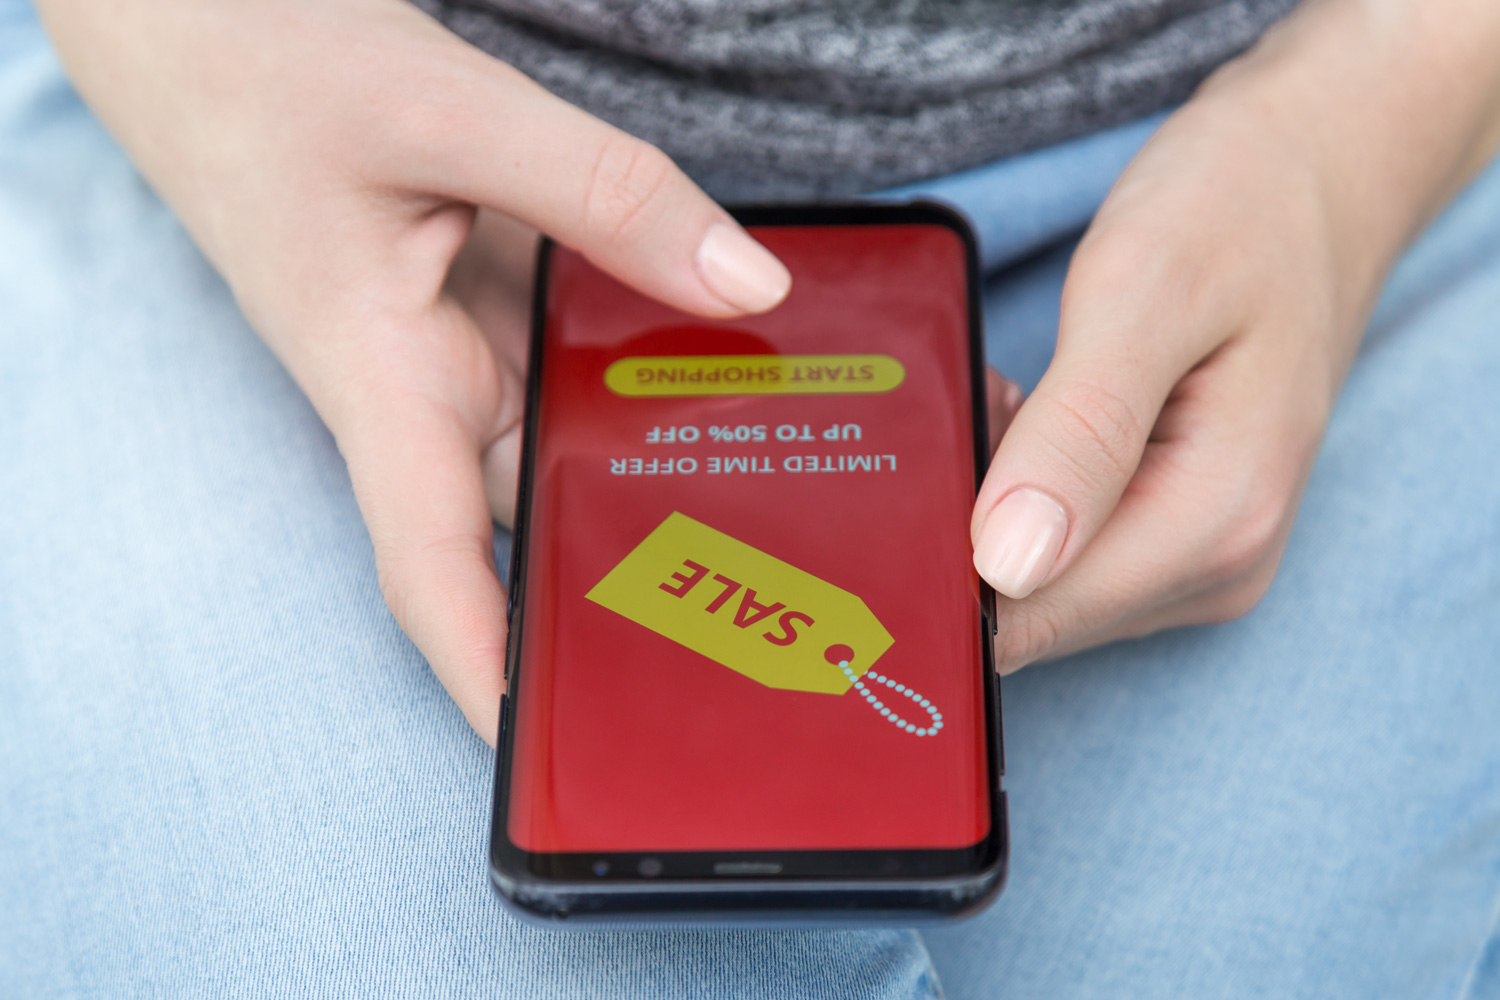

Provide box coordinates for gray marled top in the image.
[415,0,1300,201]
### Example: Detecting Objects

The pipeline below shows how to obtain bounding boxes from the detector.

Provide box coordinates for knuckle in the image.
[1206,488,1287,585]
[1062,225,1227,354]
[1044,379,1147,489]
[1206,573,1275,623]
[442,595,509,673]
[582,134,678,246]
[1067,228,1185,311]
[373,533,490,626]
[1194,419,1317,591]
[375,554,413,625]
[1064,231,1139,302]
[381,72,489,167]
[395,101,467,160]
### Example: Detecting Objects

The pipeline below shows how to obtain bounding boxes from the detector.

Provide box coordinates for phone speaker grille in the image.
[712,861,784,876]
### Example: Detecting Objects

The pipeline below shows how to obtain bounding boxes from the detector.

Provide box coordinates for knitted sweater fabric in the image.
[413,0,1301,201]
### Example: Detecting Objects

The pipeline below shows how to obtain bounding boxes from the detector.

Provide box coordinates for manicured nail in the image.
[973,488,1069,599]
[695,223,792,313]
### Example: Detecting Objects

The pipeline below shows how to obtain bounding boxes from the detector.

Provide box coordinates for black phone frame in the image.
[489,201,1006,924]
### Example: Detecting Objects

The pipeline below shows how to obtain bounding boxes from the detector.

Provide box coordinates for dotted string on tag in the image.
[837,660,943,737]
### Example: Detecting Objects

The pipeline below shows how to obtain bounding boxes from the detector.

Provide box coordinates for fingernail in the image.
[1004,380,1024,409]
[695,223,792,313]
[973,488,1069,599]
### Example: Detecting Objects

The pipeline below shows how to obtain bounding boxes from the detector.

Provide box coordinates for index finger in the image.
[395,52,791,318]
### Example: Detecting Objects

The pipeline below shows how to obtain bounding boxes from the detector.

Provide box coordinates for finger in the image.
[482,423,523,529]
[989,337,1310,671]
[1029,546,1283,669]
[969,240,1222,600]
[401,54,790,319]
[446,210,535,527]
[988,437,1200,672]
[985,367,1024,458]
[295,262,525,743]
[343,401,509,744]
[996,506,1287,675]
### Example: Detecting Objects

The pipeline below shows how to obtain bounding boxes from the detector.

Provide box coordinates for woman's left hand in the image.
[970,0,1500,669]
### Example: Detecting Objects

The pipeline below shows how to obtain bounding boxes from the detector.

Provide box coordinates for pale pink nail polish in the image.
[694,223,792,313]
[973,488,1069,599]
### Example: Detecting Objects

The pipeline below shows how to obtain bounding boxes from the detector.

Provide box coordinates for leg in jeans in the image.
[0,12,938,998]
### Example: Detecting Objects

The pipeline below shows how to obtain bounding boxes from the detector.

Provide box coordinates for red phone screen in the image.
[508,222,992,854]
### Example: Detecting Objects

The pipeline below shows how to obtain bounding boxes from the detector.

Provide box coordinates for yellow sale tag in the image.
[586,512,894,694]
[603,354,905,397]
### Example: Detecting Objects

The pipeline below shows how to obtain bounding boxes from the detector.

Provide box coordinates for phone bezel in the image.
[490,201,1005,922]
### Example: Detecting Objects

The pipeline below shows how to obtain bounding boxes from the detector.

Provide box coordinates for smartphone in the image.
[490,202,1006,924]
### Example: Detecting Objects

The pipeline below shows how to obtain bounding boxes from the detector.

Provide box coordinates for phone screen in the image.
[505,214,994,861]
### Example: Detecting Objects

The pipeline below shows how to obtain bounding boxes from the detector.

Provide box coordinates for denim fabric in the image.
[884,111,1168,274]
[4,3,1500,997]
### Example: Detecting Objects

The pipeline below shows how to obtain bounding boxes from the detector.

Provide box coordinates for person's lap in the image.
[4,6,1500,996]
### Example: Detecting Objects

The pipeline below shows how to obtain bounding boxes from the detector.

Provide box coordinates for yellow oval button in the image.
[604,354,905,397]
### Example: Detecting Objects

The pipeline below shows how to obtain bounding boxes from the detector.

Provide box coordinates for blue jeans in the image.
[4,4,1500,996]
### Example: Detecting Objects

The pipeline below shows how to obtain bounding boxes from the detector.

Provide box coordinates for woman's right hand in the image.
[35,0,794,744]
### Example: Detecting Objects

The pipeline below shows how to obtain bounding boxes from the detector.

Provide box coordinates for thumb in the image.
[970,344,1178,600]
[413,58,790,318]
